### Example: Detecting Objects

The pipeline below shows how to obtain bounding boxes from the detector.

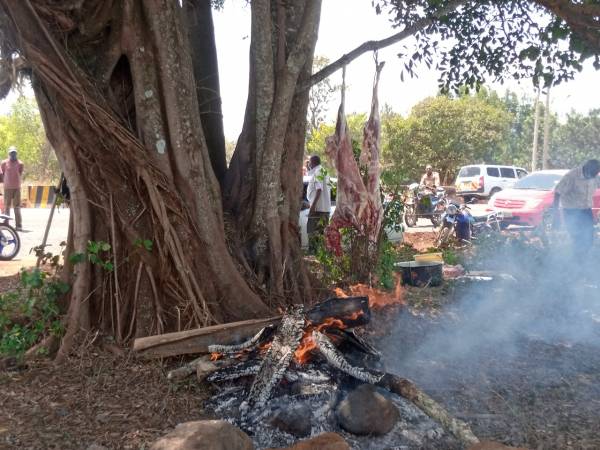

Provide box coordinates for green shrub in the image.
[0,269,69,358]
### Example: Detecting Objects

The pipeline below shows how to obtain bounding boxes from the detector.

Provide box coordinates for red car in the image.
[488,170,600,228]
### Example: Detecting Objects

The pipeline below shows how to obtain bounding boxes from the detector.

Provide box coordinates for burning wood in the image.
[133,297,369,359]
[245,307,306,408]
[189,296,479,447]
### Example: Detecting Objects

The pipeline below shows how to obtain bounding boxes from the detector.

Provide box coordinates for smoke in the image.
[381,233,600,383]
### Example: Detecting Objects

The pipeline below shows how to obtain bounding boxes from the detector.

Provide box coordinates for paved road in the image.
[0,207,70,275]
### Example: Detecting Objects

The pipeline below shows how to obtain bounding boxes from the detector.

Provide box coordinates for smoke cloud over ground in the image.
[380,232,600,447]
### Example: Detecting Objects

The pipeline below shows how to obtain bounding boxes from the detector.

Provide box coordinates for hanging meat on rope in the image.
[325,58,385,256]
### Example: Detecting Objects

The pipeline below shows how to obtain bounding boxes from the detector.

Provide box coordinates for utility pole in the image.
[531,87,541,172]
[542,85,551,170]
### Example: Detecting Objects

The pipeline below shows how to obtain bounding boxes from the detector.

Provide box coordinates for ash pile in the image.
[170,297,476,449]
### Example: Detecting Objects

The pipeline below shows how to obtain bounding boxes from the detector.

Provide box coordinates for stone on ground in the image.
[150,420,254,450]
[336,384,399,435]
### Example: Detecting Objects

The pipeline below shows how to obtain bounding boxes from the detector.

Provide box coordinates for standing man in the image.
[306,155,331,252]
[1,146,24,230]
[420,164,440,190]
[553,159,600,256]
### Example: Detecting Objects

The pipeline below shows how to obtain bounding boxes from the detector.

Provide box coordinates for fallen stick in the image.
[377,373,479,446]
[133,317,281,359]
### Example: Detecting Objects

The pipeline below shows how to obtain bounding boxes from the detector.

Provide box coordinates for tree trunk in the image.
[0,0,321,355]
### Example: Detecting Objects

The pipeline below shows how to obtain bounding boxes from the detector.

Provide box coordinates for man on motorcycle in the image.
[420,164,440,190]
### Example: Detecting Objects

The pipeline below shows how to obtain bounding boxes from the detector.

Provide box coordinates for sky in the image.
[214,0,600,141]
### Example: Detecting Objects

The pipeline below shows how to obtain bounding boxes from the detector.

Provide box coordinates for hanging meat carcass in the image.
[325,62,385,256]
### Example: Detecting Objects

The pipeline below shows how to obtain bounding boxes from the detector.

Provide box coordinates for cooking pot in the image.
[395,261,443,287]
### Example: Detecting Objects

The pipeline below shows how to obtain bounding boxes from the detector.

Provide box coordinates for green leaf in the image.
[68,252,85,264]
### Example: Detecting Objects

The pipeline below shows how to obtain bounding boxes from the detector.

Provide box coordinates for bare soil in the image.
[402,231,437,252]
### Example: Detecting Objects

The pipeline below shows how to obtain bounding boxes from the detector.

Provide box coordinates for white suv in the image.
[455,164,528,200]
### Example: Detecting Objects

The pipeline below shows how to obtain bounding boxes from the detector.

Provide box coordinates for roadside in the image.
[0,207,70,277]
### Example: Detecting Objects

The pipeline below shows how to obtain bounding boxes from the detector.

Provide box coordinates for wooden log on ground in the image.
[377,374,480,446]
[134,297,370,359]
[134,317,281,359]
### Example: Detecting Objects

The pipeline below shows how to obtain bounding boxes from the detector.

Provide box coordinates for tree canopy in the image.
[371,0,600,90]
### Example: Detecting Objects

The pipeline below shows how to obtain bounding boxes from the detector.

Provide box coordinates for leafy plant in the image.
[86,240,114,272]
[312,233,350,286]
[134,238,153,252]
[376,239,397,290]
[0,269,69,358]
[442,247,463,266]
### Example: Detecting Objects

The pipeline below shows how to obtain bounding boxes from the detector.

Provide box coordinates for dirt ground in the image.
[0,351,211,450]
[401,231,437,251]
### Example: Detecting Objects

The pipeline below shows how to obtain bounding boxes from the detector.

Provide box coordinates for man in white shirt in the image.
[554,159,600,255]
[420,164,440,190]
[306,155,331,252]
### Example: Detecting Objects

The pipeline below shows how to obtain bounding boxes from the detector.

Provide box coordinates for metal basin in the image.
[395,261,443,287]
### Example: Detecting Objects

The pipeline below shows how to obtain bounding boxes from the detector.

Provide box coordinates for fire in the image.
[210,352,223,361]
[337,274,405,309]
[294,333,318,365]
[293,317,348,364]
[334,287,348,298]
[259,341,272,352]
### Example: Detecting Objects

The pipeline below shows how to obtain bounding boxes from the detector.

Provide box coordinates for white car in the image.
[299,176,403,248]
[455,164,528,200]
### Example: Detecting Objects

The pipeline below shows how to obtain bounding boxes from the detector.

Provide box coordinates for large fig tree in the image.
[0,0,597,360]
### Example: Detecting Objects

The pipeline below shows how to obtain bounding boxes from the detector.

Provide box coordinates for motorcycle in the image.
[435,202,503,247]
[404,183,446,227]
[0,214,20,260]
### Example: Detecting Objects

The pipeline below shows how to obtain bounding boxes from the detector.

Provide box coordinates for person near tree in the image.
[1,146,24,230]
[553,159,600,256]
[420,164,440,190]
[306,155,331,252]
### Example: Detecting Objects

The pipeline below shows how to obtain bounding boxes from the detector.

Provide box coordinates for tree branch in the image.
[297,0,467,93]
[534,0,600,50]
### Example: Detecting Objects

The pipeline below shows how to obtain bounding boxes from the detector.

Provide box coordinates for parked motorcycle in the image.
[435,202,502,247]
[0,214,20,260]
[404,183,446,227]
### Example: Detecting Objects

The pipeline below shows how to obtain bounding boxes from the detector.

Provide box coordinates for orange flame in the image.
[293,316,349,364]
[210,352,223,361]
[336,274,405,310]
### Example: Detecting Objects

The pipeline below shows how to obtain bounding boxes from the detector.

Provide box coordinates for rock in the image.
[467,441,529,450]
[269,404,312,437]
[336,384,399,435]
[150,420,254,450]
[269,432,350,450]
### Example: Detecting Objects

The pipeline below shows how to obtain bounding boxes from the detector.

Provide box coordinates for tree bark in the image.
[184,0,227,184]
[0,0,280,356]
[0,0,322,355]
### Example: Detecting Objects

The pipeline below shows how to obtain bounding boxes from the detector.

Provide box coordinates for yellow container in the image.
[415,252,443,263]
